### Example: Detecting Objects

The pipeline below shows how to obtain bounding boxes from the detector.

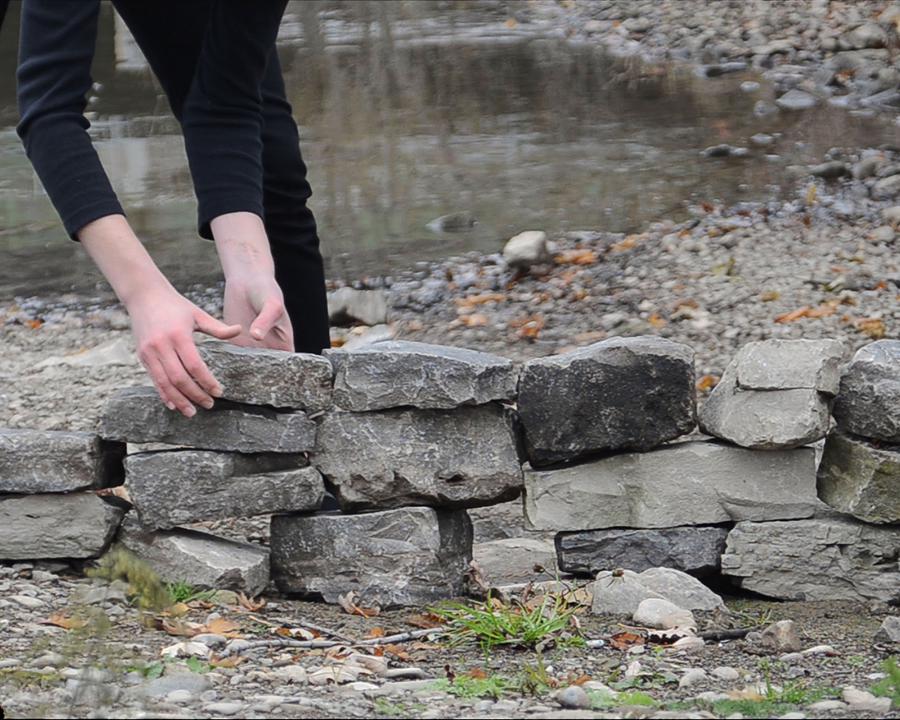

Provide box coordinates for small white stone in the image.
[9,595,45,610]
[711,666,740,681]
[842,687,892,713]
[679,668,708,688]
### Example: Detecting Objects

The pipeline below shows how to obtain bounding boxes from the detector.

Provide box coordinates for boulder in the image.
[591,567,723,616]
[126,450,323,529]
[524,441,816,531]
[100,387,316,453]
[517,336,696,466]
[313,405,522,511]
[327,287,389,326]
[270,507,472,608]
[0,429,124,493]
[197,341,332,411]
[833,340,900,442]
[473,537,558,586]
[327,340,518,411]
[733,339,845,394]
[502,231,550,269]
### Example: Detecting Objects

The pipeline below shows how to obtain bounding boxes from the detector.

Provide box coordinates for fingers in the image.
[139,350,195,416]
[156,346,216,416]
[194,310,242,340]
[175,337,223,400]
[249,297,285,341]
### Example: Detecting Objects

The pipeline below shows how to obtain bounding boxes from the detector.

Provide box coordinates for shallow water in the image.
[0,1,897,298]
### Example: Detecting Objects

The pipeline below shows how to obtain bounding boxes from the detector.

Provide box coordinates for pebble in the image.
[203,702,245,716]
[166,689,194,704]
[842,687,891,713]
[711,666,740,681]
[9,594,45,610]
[679,668,708,688]
[556,685,591,709]
[808,700,848,711]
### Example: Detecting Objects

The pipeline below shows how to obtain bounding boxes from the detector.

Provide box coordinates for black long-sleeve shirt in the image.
[17,0,287,240]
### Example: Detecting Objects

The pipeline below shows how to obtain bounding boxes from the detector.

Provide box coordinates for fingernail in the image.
[166,402,176,411]
[202,399,214,410]
[185,405,197,418]
[211,385,223,398]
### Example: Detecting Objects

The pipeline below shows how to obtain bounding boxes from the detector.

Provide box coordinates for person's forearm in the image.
[211,211,275,280]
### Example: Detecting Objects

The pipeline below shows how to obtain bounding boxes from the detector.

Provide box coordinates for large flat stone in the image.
[556,525,730,577]
[327,340,518,411]
[270,507,472,608]
[197,341,333,411]
[591,567,724,616]
[524,440,817,531]
[312,405,523,511]
[817,431,900,524]
[0,429,124,493]
[126,451,324,529]
[734,339,846,394]
[721,516,900,603]
[473,537,558,585]
[469,499,542,542]
[0,494,125,560]
[117,518,269,595]
[100,387,316,453]
[517,336,696,466]
[833,340,900,442]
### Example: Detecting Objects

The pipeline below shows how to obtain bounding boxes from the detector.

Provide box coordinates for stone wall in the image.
[1,336,898,607]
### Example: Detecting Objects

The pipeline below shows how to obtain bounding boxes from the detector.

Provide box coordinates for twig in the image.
[220,627,445,658]
[244,613,357,644]
[699,628,753,641]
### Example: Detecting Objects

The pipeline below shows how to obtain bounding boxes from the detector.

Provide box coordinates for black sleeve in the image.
[17,0,125,239]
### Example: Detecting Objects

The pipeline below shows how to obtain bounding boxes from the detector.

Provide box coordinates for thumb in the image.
[194,310,242,340]
[249,297,285,341]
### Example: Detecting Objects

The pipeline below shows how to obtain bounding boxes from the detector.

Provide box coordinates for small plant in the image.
[871,657,900,708]
[88,547,172,611]
[589,689,657,710]
[166,581,217,604]
[373,697,406,716]
[432,674,511,699]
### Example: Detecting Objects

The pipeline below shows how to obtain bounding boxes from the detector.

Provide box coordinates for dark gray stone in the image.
[517,336,696,466]
[833,340,900,442]
[270,507,472,607]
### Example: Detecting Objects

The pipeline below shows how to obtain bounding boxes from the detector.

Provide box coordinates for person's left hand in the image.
[223,275,293,350]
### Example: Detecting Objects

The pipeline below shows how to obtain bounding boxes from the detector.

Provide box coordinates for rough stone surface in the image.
[833,340,900,442]
[524,441,816,531]
[469,499,539,542]
[270,507,472,607]
[0,494,125,559]
[734,339,846,394]
[502,230,551,269]
[633,598,695,630]
[875,616,900,643]
[100,387,316,453]
[473,537,558,585]
[126,451,323,529]
[0,429,124,493]
[591,567,723,615]
[634,567,724,611]
[817,431,900,524]
[327,340,518,411]
[117,518,269,595]
[721,516,900,603]
[197,341,333,411]
[327,287,389,326]
[555,525,730,577]
[313,405,522,511]
[756,620,802,653]
[517,336,696,466]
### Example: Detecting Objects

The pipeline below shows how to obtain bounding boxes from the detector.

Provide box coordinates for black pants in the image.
[113,1,330,354]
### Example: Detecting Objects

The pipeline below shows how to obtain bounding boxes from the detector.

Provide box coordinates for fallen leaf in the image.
[696,374,719,392]
[42,613,87,630]
[204,618,243,637]
[275,626,317,641]
[382,644,411,662]
[647,313,667,329]
[27,319,43,329]
[337,591,380,618]
[609,235,639,253]
[610,631,645,651]
[856,317,886,339]
[467,667,489,680]
[210,655,245,668]
[365,627,386,639]
[555,249,598,265]
[406,613,444,630]
[514,315,545,340]
[237,592,266,612]
[458,313,488,328]
[161,619,204,637]
[160,641,211,659]
[454,293,506,308]
[759,290,780,302]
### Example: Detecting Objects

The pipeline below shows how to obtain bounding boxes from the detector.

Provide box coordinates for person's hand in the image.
[223,275,294,350]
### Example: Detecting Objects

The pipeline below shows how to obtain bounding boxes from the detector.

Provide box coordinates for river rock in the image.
[753,620,802,653]
[100,387,316,453]
[734,339,846,394]
[833,340,900,442]
[848,22,887,49]
[875,616,900,643]
[775,89,818,111]
[473,537,558,585]
[591,567,723,615]
[524,440,816,531]
[0,429,124,493]
[817,431,900,524]
[503,230,551,269]
[270,507,472,607]
[809,161,850,179]
[556,525,730,577]
[117,518,269,595]
[873,174,900,200]
[126,451,323,529]
[633,598,695,630]
[327,287,388,326]
[197,341,332,411]
[327,340,518,411]
[721,516,900,603]
[312,405,522,511]
[0,494,125,560]
[517,336,696,466]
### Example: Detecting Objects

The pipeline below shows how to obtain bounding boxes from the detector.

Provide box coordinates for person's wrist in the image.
[212,212,275,280]
[120,272,175,313]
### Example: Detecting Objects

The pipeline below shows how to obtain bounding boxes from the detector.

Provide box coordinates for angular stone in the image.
[270,507,472,608]
[734,339,846,394]
[636,567,724,610]
[524,441,816,531]
[197,341,332,411]
[833,340,900,442]
[591,567,723,616]
[875,616,900,643]
[0,494,125,560]
[0,429,124,493]
[469,499,540,542]
[517,336,696,466]
[502,230,550,269]
[117,518,269,595]
[817,431,900,524]
[473,537,558,585]
[721,516,900,603]
[327,341,518,411]
[556,525,730,577]
[327,287,389,326]
[126,451,323,529]
[633,598,695,630]
[100,387,316,453]
[312,405,522,511]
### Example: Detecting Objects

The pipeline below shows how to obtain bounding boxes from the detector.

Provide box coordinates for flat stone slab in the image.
[817,431,900,524]
[327,340,518,411]
[524,440,817,531]
[473,537,558,586]
[833,340,900,442]
[126,451,324,529]
[591,567,724,616]
[197,341,333,411]
[117,518,269,595]
[721,516,900,603]
[312,405,522,511]
[100,387,316,453]
[0,494,125,560]
[556,525,730,577]
[270,507,472,608]
[734,339,846,394]
[0,429,124,493]
[517,336,696,466]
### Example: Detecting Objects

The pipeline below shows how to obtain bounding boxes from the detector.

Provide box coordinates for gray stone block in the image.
[270,507,472,607]
[126,450,323,529]
[0,429,124,493]
[197,341,333,411]
[591,567,724,616]
[100,387,316,453]
[327,340,518,411]
[734,339,846,394]
[833,340,900,442]
[517,336,696,466]
[524,440,817,532]
[473,537,558,585]
[313,405,522,511]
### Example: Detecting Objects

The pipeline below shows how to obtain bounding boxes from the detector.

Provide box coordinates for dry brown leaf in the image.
[647,313,667,329]
[454,293,506,308]
[406,613,444,630]
[210,655,245,668]
[467,667,489,680]
[856,317,886,339]
[759,290,780,302]
[330,337,346,348]
[458,313,488,328]
[696,374,719,392]
[555,249,598,265]
[610,631,645,651]
[42,613,87,630]
[365,627,386,639]
[382,644,411,662]
[275,626,316,640]
[237,592,266,612]
[609,236,639,253]
[26,319,43,329]
[161,618,203,637]
[337,591,381,618]
[514,315,545,340]
[95,485,132,503]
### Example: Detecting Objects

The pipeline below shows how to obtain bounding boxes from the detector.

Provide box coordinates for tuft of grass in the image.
[871,657,900,708]
[89,547,172,612]
[432,675,511,700]
[590,689,657,709]
[166,581,217,604]
[700,681,839,719]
